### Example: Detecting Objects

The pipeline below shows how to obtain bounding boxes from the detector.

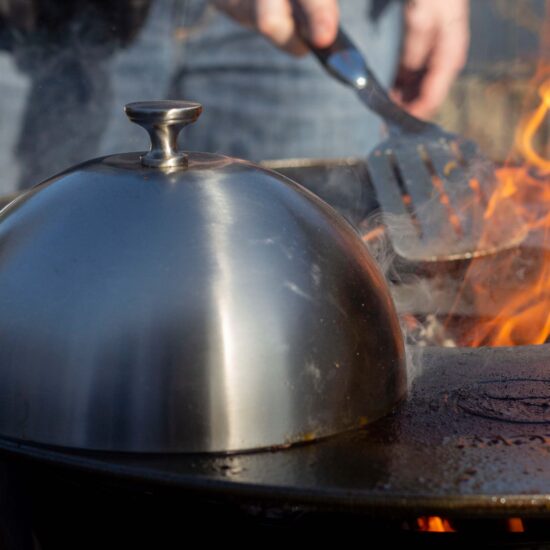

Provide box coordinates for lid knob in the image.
[124,100,202,169]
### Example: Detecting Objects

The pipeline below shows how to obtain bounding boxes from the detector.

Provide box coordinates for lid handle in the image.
[124,100,202,169]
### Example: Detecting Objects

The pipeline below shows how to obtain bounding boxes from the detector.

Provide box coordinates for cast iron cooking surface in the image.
[1,345,550,518]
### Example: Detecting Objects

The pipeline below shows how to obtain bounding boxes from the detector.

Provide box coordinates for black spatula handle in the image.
[292,4,432,134]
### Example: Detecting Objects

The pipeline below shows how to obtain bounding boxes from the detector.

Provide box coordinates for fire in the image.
[444,0,550,346]
[517,79,550,174]
[416,516,455,532]
[415,516,525,533]
[507,518,525,533]
[446,75,550,347]
[362,63,550,348]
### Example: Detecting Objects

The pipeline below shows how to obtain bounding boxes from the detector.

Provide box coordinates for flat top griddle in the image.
[2,345,550,518]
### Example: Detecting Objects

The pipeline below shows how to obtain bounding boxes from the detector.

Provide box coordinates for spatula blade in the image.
[367,135,517,262]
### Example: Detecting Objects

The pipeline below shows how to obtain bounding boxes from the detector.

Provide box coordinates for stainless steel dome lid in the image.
[0,101,406,453]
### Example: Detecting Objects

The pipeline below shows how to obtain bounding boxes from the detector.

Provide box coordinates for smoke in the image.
[359,210,457,389]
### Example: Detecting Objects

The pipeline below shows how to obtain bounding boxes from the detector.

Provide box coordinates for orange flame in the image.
[416,516,455,532]
[416,517,525,533]
[452,0,550,350]
[507,518,525,533]
[517,80,550,174]
[447,74,550,347]
[411,1,550,347]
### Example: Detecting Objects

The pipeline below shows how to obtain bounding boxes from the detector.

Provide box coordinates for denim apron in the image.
[172,0,403,161]
[0,0,402,192]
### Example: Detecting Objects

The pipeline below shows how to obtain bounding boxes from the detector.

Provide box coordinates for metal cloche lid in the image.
[0,101,406,454]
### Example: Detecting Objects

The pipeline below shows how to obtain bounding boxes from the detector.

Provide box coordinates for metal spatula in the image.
[307,27,524,262]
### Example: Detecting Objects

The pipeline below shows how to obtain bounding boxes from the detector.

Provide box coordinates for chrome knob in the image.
[124,100,202,169]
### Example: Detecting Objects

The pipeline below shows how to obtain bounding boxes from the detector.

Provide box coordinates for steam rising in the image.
[360,210,456,389]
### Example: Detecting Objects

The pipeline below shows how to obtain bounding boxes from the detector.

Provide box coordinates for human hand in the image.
[212,0,339,55]
[392,0,470,119]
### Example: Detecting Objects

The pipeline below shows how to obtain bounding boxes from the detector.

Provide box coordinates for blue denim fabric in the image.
[0,0,402,193]
[171,0,403,161]
[0,54,28,193]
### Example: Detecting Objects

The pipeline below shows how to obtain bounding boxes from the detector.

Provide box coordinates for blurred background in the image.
[436,0,549,163]
[0,0,547,194]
